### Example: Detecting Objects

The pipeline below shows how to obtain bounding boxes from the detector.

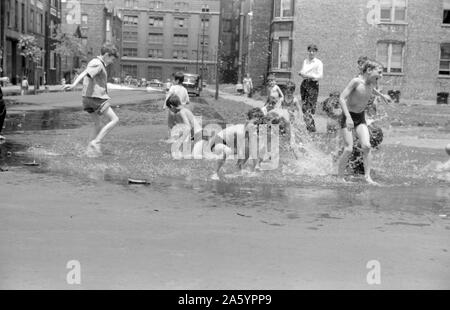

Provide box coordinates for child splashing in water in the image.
[262,75,284,114]
[337,60,386,185]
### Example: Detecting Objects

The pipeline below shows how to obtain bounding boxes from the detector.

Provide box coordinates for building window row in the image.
[174,2,189,11]
[440,43,450,75]
[444,0,450,24]
[123,65,138,78]
[149,33,164,44]
[125,0,138,8]
[124,15,138,25]
[149,17,164,27]
[173,50,188,59]
[123,31,138,41]
[149,1,163,9]
[174,34,188,45]
[175,18,185,28]
[123,47,138,57]
[148,49,163,58]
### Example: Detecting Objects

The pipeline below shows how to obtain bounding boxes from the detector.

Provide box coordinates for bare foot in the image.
[365,176,379,186]
[86,141,102,158]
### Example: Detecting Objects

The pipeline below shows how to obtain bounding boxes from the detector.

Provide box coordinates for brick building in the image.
[112,0,220,83]
[291,0,450,101]
[0,0,62,85]
[60,0,122,82]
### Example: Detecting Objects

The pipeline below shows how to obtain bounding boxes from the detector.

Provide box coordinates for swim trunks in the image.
[340,111,366,129]
[82,97,110,114]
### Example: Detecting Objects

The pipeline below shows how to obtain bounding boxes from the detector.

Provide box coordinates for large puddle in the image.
[1,97,450,222]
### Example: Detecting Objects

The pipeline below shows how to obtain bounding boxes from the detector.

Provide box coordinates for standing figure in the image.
[299,44,323,132]
[21,76,29,96]
[63,43,120,157]
[243,73,253,97]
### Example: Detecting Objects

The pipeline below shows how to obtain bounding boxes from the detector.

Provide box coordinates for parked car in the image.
[182,73,201,96]
[147,79,163,88]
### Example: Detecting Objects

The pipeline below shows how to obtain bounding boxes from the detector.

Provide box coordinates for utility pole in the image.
[199,13,207,92]
[215,1,222,100]
[237,1,244,85]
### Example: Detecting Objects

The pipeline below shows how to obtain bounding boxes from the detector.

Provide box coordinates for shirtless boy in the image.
[337,60,385,184]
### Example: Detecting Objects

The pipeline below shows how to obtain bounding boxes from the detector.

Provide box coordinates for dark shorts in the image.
[340,111,366,129]
[82,97,111,114]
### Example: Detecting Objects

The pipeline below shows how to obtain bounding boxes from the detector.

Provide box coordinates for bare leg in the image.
[337,127,354,181]
[356,124,377,185]
[87,107,119,156]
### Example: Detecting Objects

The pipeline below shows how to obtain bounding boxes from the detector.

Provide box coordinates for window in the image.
[21,3,25,32]
[173,50,188,59]
[201,50,209,60]
[123,31,138,41]
[274,0,293,18]
[148,66,162,80]
[106,19,111,32]
[202,5,210,12]
[439,43,450,75]
[123,15,138,25]
[15,1,18,30]
[29,8,34,32]
[125,0,137,8]
[149,1,163,9]
[223,19,232,32]
[123,47,138,57]
[377,42,404,73]
[122,65,138,77]
[37,12,42,33]
[81,38,87,46]
[148,49,163,58]
[174,34,188,45]
[50,51,56,69]
[174,2,189,11]
[271,37,292,69]
[444,0,450,24]
[201,18,209,29]
[379,0,407,23]
[200,35,209,46]
[81,14,88,25]
[148,33,163,44]
[175,18,185,28]
[149,16,163,27]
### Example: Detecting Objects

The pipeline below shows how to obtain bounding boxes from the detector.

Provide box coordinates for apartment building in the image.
[60,0,122,81]
[292,0,450,100]
[0,0,62,85]
[112,0,220,83]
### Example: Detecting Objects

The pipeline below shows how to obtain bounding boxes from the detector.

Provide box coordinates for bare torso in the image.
[347,78,374,113]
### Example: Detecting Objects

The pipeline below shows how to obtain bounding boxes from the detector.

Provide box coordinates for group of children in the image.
[65,42,391,184]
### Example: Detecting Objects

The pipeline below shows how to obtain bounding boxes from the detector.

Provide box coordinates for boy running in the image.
[63,43,119,157]
[337,60,385,185]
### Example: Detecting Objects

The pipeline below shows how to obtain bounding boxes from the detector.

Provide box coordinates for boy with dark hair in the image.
[299,44,323,132]
[163,71,190,142]
[63,42,120,157]
[337,60,384,184]
[165,93,202,142]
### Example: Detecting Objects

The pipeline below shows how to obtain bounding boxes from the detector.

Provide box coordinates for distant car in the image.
[182,73,201,96]
[147,79,163,87]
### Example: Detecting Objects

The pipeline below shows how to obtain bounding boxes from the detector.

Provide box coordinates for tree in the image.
[52,26,87,82]
[17,34,42,94]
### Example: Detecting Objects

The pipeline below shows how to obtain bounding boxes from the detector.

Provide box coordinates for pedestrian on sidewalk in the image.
[20,76,29,96]
[299,44,323,132]
[0,82,6,141]
[243,73,253,98]
[63,43,120,157]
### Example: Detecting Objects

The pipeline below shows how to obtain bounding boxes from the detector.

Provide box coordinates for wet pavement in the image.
[0,90,449,289]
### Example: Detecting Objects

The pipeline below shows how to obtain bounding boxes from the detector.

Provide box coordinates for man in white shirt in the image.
[299,44,323,132]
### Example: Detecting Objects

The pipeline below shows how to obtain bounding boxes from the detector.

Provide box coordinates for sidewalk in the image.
[1,84,67,96]
[204,86,329,132]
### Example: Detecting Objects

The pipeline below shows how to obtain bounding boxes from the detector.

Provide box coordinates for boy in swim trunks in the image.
[63,43,119,157]
[337,60,384,185]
